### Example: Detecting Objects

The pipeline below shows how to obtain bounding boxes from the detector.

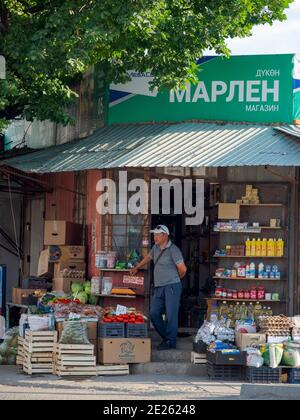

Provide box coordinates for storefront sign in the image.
[109,54,300,124]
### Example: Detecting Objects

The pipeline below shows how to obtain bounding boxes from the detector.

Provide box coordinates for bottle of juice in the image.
[251,239,256,257]
[256,238,262,257]
[267,238,275,257]
[245,238,251,257]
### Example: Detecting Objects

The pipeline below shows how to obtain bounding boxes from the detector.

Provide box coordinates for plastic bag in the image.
[247,354,264,368]
[59,321,90,345]
[262,344,283,368]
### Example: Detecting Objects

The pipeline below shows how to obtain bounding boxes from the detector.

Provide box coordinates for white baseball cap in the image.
[150,225,170,235]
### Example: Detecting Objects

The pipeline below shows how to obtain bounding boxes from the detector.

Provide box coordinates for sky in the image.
[219,0,300,55]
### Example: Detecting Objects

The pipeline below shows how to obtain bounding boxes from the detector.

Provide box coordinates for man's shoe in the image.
[157,340,176,351]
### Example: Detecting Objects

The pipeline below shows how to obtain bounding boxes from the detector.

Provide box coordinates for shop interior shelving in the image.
[208,181,290,316]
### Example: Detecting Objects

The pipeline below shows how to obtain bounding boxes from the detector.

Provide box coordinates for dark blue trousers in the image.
[150,282,182,346]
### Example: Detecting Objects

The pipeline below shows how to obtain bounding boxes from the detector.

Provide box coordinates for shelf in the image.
[213,227,287,233]
[213,255,286,259]
[96,294,137,299]
[216,203,285,208]
[206,298,286,303]
[98,268,146,272]
[213,277,286,281]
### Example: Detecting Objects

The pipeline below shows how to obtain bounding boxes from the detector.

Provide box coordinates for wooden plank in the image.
[57,361,96,367]
[58,356,96,363]
[55,366,97,372]
[56,344,94,351]
[56,371,97,377]
[25,331,57,337]
[23,363,53,369]
[25,336,57,342]
[24,357,53,363]
[23,351,53,358]
[25,341,56,348]
[191,352,207,365]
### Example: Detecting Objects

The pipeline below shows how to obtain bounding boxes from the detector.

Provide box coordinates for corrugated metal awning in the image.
[274,125,300,139]
[3,123,300,173]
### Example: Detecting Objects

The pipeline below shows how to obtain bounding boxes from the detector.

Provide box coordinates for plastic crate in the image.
[287,368,300,384]
[207,362,244,381]
[126,323,148,338]
[98,322,125,338]
[246,366,282,384]
[193,341,207,354]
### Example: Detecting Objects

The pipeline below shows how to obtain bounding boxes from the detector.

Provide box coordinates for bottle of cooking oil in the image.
[254,302,263,322]
[240,302,248,320]
[247,303,255,321]
[228,305,235,328]
[256,238,262,257]
[251,239,256,257]
[234,302,242,321]
[261,238,267,257]
[276,238,284,257]
[267,238,275,257]
[218,301,228,320]
[246,238,251,257]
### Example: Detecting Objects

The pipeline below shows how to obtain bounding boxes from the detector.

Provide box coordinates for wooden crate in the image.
[22,331,57,375]
[54,344,97,377]
[97,364,130,376]
[191,352,207,365]
[16,337,24,366]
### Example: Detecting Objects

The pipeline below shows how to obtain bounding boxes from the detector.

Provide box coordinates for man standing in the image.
[130,225,187,350]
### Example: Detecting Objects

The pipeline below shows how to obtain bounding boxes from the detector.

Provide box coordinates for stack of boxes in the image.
[236,185,260,205]
[38,220,86,293]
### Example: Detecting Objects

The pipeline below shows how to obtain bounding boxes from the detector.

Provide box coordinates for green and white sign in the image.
[109,54,300,125]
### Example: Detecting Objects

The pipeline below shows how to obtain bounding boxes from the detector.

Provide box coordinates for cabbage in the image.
[71,283,84,294]
[77,291,88,304]
[84,282,92,295]
[88,295,98,305]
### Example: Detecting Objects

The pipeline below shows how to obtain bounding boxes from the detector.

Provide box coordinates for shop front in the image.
[3,122,300,325]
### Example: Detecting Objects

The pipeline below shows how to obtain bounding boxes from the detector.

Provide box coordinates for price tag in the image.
[116,305,128,315]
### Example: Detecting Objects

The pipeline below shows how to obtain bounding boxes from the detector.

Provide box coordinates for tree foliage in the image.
[0,0,293,128]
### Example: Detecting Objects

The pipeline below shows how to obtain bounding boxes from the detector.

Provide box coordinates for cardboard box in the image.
[236,333,266,350]
[54,261,86,279]
[38,249,56,277]
[12,288,47,305]
[56,321,98,341]
[98,338,151,364]
[53,277,85,293]
[48,245,85,262]
[218,203,240,220]
[44,221,83,246]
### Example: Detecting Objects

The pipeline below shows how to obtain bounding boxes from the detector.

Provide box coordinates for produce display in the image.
[53,302,103,320]
[102,307,146,324]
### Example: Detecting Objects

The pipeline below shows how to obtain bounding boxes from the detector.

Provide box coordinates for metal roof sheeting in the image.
[274,125,300,139]
[4,123,300,173]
